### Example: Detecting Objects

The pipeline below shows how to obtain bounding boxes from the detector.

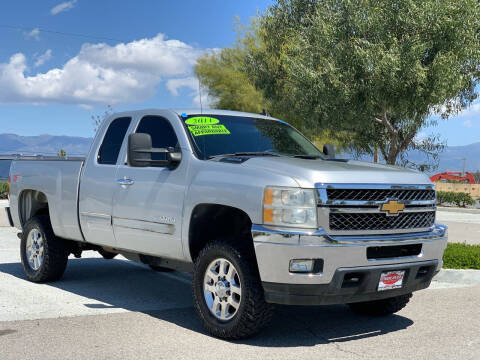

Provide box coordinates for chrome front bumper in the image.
[252,223,448,286]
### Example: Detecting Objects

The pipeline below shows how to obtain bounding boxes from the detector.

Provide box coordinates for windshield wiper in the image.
[292,154,323,159]
[208,151,282,159]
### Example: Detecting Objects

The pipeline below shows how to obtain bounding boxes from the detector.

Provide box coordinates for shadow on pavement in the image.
[0,257,414,346]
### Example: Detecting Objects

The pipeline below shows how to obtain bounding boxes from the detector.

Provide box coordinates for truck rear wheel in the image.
[20,215,68,283]
[192,239,274,339]
[348,293,413,316]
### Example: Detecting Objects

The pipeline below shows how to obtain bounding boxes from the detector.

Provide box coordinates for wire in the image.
[0,24,199,49]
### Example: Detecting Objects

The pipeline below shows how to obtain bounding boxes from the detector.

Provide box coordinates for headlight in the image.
[263,187,317,228]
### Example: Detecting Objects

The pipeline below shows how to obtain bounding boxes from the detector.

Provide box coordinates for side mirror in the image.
[127,133,182,168]
[323,144,335,159]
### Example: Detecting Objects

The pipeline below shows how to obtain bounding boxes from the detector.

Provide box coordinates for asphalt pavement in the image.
[0,202,479,359]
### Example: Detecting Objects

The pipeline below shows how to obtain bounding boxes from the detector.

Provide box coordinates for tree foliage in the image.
[196,0,480,167]
[248,0,480,165]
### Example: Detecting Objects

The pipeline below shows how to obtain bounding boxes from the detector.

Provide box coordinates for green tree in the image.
[57,149,67,157]
[195,26,349,152]
[247,0,480,165]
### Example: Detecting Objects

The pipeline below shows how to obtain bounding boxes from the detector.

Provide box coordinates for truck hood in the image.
[241,157,431,188]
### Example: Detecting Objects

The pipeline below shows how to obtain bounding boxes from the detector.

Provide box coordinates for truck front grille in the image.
[326,188,435,202]
[317,184,436,235]
[329,212,435,231]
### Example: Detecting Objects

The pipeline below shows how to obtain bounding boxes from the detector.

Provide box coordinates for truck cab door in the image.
[78,116,133,247]
[111,114,188,259]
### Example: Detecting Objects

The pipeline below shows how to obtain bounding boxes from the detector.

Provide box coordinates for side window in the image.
[97,117,131,165]
[136,116,179,162]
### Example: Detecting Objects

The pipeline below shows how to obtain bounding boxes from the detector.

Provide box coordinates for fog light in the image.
[289,259,314,273]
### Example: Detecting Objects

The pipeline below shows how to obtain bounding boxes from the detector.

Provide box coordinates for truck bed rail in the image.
[0,154,85,161]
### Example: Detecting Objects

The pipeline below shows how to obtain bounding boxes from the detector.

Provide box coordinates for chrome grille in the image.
[330,212,435,231]
[317,184,436,235]
[326,189,435,202]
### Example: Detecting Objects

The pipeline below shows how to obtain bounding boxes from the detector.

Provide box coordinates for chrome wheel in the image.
[203,258,242,321]
[26,229,44,271]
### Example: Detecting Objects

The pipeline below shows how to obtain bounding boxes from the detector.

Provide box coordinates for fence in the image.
[434,182,480,198]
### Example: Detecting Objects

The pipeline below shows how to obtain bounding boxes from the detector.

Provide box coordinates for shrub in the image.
[0,182,8,199]
[443,243,480,269]
[436,191,475,207]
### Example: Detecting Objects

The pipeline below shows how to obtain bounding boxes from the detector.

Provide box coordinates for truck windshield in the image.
[182,114,324,160]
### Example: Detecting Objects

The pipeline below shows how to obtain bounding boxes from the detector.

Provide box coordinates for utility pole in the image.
[461,158,466,176]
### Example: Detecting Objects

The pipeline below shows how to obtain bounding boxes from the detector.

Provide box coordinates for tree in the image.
[246,0,480,165]
[91,105,113,133]
[57,149,66,157]
[195,26,350,152]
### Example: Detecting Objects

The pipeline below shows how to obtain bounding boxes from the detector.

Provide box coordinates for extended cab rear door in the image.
[78,116,133,247]
[111,112,189,259]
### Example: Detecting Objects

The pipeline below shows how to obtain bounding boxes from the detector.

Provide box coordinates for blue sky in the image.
[0,0,478,146]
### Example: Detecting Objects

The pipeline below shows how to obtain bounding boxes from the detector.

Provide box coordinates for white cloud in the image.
[463,119,473,127]
[50,0,77,15]
[166,77,198,96]
[25,28,40,41]
[34,50,52,67]
[0,33,207,106]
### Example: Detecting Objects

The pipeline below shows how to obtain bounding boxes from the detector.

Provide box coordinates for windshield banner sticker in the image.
[188,124,230,136]
[185,116,220,125]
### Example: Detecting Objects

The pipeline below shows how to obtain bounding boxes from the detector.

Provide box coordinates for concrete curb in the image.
[437,206,480,214]
[430,268,480,289]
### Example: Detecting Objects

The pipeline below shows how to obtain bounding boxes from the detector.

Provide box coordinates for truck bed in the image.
[6,155,85,241]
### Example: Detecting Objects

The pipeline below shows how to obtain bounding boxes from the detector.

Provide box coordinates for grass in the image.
[443,243,480,270]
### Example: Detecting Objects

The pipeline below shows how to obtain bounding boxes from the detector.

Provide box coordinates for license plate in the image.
[378,271,405,291]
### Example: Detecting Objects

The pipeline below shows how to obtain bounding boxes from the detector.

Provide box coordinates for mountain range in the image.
[0,133,479,180]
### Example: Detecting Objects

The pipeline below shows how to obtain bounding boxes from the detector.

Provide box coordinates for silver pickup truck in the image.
[5,109,447,339]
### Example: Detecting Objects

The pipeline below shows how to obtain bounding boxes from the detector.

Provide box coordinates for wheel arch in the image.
[188,203,253,262]
[18,189,50,228]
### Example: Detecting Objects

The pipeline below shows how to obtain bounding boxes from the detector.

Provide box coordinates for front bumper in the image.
[252,224,447,305]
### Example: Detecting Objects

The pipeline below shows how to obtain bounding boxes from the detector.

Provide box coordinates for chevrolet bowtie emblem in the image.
[380,200,405,216]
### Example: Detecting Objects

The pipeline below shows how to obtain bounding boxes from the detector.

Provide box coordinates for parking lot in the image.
[1,206,479,360]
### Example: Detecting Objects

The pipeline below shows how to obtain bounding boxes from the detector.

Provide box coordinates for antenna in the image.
[198,78,203,114]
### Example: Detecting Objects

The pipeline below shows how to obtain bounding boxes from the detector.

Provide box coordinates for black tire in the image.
[20,215,68,283]
[348,293,413,316]
[149,265,175,272]
[98,249,118,259]
[192,239,274,339]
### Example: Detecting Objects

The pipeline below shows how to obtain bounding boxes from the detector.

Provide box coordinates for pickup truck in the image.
[5,109,447,339]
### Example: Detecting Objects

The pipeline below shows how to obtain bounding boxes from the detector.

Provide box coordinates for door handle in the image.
[117,177,134,186]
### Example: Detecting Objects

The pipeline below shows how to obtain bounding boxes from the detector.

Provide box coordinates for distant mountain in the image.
[435,142,480,173]
[0,133,92,156]
[0,133,93,180]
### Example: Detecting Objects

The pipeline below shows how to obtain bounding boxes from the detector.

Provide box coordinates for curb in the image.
[437,207,480,214]
[430,268,480,289]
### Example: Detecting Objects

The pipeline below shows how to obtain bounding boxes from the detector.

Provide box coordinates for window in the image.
[136,116,179,162]
[97,117,131,165]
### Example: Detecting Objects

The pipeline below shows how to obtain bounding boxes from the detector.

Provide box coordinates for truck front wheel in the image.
[20,215,68,283]
[348,293,413,316]
[192,239,274,339]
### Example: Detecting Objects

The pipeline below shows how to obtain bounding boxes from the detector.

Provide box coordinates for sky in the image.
[0,0,478,146]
